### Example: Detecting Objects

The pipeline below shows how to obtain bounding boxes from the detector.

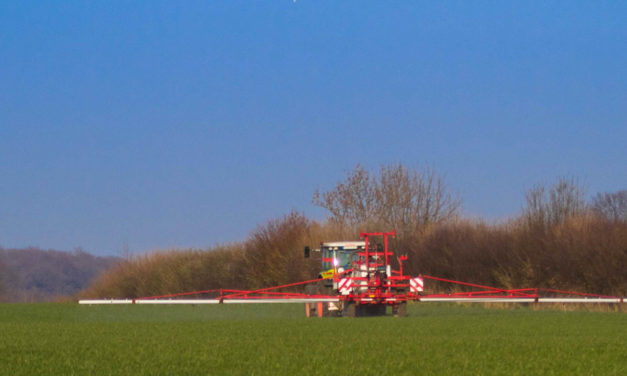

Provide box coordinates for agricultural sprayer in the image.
[80,231,625,315]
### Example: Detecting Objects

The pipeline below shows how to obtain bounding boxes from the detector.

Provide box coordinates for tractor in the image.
[304,231,412,317]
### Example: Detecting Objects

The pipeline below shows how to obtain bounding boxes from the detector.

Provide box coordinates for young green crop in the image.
[0,303,625,375]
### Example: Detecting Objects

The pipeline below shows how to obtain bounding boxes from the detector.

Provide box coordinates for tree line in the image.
[81,163,627,299]
[0,248,120,302]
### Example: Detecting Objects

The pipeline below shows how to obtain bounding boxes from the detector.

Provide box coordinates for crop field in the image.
[0,303,625,375]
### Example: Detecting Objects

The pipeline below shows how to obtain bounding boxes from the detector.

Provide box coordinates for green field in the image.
[0,303,625,375]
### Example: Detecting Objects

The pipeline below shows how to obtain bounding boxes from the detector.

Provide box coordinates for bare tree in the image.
[523,177,586,227]
[313,163,461,234]
[375,164,460,230]
[312,165,377,226]
[591,190,627,222]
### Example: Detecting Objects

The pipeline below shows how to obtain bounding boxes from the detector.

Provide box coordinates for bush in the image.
[81,175,626,298]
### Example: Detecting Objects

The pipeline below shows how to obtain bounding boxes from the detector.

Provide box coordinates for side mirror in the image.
[304,246,310,258]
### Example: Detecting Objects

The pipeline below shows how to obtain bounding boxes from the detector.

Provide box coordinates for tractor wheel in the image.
[395,302,407,317]
[361,304,386,316]
[343,301,356,317]
[375,304,387,316]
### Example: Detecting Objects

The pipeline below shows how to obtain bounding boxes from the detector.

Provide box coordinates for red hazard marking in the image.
[339,278,352,291]
[410,277,424,292]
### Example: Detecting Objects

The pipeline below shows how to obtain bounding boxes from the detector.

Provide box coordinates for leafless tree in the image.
[591,190,627,222]
[523,177,586,227]
[313,163,461,235]
[312,165,377,227]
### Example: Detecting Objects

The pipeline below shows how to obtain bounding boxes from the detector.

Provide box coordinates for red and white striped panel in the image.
[410,277,424,293]
[338,278,353,295]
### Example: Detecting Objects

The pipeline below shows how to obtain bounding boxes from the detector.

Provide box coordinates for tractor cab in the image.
[318,241,365,284]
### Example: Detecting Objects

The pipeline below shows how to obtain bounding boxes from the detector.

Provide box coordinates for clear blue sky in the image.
[1,1,626,255]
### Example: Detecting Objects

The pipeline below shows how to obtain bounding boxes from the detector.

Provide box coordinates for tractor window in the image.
[322,248,332,270]
[337,251,351,269]
[321,248,354,270]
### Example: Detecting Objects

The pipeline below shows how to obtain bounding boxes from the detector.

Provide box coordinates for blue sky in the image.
[1,1,626,255]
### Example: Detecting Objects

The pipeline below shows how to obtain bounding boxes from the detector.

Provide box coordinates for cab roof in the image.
[321,241,366,249]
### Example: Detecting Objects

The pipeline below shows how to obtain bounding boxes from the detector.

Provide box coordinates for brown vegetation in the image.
[592,190,627,222]
[81,165,627,299]
[403,216,627,295]
[82,212,627,299]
